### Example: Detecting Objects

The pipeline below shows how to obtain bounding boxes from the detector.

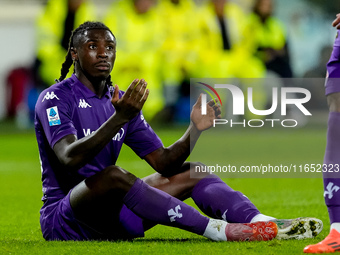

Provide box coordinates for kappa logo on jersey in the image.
[46,106,61,126]
[42,91,59,102]
[324,182,340,199]
[168,205,182,222]
[78,99,92,108]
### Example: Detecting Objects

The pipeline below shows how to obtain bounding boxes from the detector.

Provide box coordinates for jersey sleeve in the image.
[123,111,163,158]
[35,87,77,149]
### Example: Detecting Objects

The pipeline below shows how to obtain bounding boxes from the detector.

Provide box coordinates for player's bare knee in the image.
[327,93,340,112]
[102,166,137,191]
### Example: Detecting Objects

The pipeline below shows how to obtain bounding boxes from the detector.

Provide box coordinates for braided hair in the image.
[56,21,115,87]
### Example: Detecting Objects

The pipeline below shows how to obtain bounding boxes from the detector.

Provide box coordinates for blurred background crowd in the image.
[0,0,338,127]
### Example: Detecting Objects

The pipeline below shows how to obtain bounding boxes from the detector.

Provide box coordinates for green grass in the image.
[0,122,330,254]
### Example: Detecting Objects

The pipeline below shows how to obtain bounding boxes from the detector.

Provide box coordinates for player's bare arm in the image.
[333,13,340,29]
[53,79,149,170]
[144,94,221,176]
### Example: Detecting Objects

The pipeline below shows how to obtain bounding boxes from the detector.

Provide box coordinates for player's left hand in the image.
[333,13,340,29]
[190,94,221,131]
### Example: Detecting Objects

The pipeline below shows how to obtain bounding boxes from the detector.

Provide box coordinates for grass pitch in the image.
[0,121,330,254]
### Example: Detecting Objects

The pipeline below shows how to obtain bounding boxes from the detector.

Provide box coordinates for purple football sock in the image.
[323,112,340,224]
[123,178,209,235]
[191,175,260,223]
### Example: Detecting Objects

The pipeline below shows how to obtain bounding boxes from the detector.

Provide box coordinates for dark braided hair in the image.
[56,21,115,87]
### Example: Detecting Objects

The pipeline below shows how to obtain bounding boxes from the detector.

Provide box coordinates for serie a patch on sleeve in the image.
[46,106,61,126]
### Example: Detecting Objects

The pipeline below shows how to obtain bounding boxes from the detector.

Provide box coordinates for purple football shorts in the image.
[40,191,145,241]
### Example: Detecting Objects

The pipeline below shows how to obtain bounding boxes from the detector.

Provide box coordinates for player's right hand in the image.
[111,79,149,122]
[333,13,340,29]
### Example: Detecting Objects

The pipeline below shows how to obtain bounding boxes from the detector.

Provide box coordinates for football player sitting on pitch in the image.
[305,14,340,254]
[35,21,322,241]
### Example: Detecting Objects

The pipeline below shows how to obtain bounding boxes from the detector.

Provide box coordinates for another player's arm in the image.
[333,13,340,29]
[144,95,221,176]
[53,79,149,170]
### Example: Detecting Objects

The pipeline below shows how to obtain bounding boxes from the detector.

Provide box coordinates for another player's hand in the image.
[111,79,149,122]
[190,94,221,131]
[333,13,340,29]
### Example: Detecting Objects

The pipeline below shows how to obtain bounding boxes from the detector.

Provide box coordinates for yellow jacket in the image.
[243,13,287,56]
[197,2,265,78]
[35,0,96,86]
[156,0,202,84]
[104,0,164,120]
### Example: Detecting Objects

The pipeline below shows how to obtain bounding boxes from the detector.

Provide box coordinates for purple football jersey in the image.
[326,30,340,95]
[34,74,163,204]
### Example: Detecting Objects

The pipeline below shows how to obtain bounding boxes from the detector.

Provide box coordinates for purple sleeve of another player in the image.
[124,111,163,158]
[35,86,77,149]
[326,31,340,95]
